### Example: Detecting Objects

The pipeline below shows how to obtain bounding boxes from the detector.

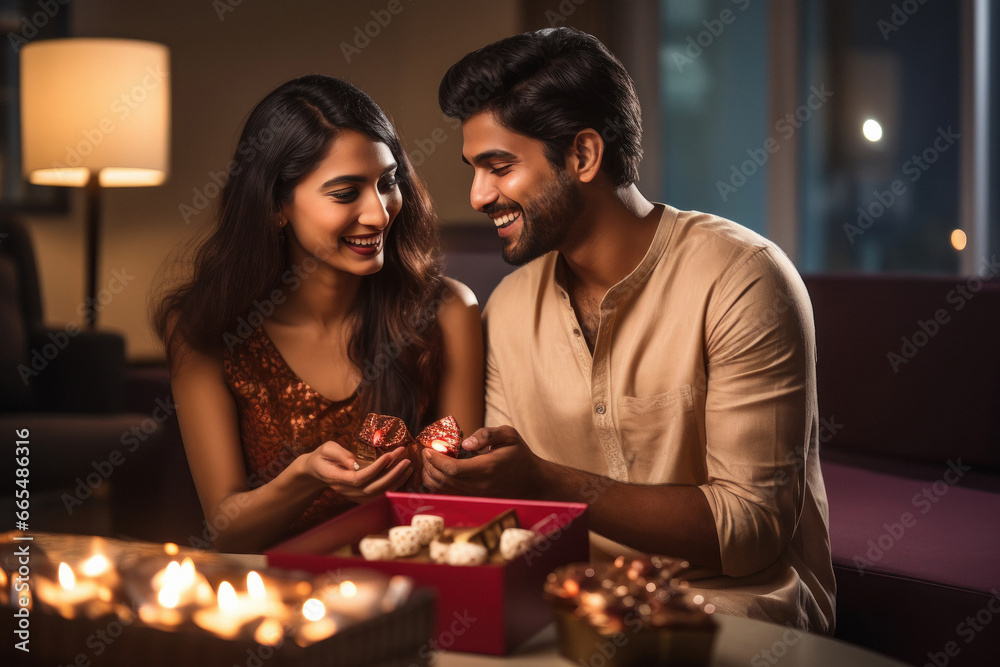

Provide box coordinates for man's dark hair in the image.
[439,27,642,187]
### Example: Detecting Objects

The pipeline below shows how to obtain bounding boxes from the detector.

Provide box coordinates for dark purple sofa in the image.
[807,274,1000,667]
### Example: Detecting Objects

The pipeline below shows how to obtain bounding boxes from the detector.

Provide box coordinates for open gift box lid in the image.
[266,492,589,655]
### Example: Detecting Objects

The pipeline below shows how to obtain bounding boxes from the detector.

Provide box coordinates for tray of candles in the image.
[0,533,434,667]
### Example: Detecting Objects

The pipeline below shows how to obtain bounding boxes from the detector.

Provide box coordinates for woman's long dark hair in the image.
[154,75,444,431]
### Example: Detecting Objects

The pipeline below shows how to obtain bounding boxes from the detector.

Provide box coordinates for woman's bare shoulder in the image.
[439,276,479,311]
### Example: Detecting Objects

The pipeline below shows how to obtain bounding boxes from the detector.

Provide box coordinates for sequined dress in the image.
[223,326,365,538]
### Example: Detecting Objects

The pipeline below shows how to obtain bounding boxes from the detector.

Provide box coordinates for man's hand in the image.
[422,425,723,569]
[420,425,547,498]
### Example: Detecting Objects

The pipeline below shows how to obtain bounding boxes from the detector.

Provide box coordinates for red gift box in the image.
[266,492,589,655]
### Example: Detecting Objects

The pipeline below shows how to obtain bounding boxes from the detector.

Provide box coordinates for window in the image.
[656,0,995,274]
[798,0,962,273]
[659,0,770,235]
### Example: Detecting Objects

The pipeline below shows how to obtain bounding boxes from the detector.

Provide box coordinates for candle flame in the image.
[246,571,265,599]
[431,439,449,453]
[164,542,180,555]
[0,569,7,587]
[157,561,182,608]
[179,558,196,586]
[158,584,180,608]
[217,581,237,612]
[302,598,325,621]
[58,563,76,590]
[339,580,357,597]
[81,554,111,577]
[163,560,181,581]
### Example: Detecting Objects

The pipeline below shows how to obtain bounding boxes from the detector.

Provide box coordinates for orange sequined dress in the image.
[223,326,365,538]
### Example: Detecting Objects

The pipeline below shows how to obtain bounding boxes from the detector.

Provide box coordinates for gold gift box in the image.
[545,557,717,666]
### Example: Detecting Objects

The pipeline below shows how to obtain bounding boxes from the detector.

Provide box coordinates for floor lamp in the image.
[20,38,170,329]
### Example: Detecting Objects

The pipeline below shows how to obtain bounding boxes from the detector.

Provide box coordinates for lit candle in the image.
[193,581,249,639]
[139,557,214,628]
[242,571,286,618]
[35,563,102,619]
[157,558,213,607]
[318,577,383,619]
[80,554,113,579]
[192,573,287,640]
[296,597,338,646]
[79,553,120,599]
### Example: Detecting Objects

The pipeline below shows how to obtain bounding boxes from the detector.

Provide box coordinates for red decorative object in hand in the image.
[357,414,412,462]
[416,416,463,458]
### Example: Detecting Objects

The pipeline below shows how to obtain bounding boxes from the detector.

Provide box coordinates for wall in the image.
[21,0,521,360]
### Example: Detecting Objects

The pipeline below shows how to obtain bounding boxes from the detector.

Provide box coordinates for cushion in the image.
[806,274,1000,469]
[825,460,1000,665]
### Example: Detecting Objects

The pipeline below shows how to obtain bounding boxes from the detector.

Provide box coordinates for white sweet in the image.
[358,536,394,561]
[499,528,537,561]
[429,538,452,564]
[447,542,488,566]
[411,514,445,545]
[388,525,421,557]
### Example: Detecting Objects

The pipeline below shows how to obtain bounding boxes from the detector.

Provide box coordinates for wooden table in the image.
[435,614,913,666]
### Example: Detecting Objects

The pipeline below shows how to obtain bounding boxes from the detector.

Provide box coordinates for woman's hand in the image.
[304,441,413,503]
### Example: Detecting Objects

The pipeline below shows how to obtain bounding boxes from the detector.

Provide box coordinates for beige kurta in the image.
[482,204,836,633]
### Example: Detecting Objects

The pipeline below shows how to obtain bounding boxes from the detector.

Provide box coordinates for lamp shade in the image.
[20,38,170,187]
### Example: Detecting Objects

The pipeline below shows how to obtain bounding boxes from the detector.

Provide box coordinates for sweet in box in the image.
[266,492,589,655]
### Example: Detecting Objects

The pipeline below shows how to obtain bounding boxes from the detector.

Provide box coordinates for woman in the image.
[153,75,483,553]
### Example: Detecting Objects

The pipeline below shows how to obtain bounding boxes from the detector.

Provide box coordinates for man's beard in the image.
[498,168,584,266]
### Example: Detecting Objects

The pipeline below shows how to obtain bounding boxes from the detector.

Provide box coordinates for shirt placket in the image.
[556,284,593,379]
[553,264,633,482]
[591,292,628,482]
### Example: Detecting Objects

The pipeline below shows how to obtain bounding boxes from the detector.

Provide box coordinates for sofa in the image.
[808,274,1000,666]
[0,216,170,538]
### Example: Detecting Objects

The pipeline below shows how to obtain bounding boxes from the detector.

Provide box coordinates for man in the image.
[422,27,835,633]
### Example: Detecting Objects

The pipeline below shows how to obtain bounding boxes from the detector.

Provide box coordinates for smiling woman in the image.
[281,130,402,276]
[150,75,484,553]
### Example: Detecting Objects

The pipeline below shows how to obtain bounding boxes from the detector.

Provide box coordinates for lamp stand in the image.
[85,176,102,330]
